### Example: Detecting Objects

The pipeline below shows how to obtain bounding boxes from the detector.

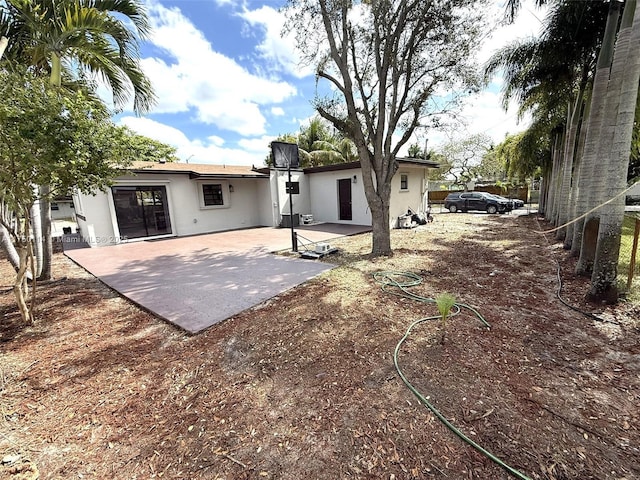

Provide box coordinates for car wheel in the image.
[486,205,497,214]
[448,205,458,213]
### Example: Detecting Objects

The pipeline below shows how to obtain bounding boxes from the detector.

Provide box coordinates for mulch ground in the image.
[1,212,638,480]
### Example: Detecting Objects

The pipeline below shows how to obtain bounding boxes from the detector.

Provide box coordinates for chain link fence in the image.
[619,213,640,300]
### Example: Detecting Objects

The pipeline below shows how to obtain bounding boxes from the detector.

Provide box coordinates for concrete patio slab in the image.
[65,224,371,333]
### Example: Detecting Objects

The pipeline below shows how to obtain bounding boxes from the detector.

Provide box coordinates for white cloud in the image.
[271,107,285,116]
[238,5,314,78]
[455,87,529,143]
[238,135,276,153]
[479,0,547,65]
[207,135,225,147]
[423,0,545,148]
[139,1,297,136]
[120,116,192,146]
[119,116,272,166]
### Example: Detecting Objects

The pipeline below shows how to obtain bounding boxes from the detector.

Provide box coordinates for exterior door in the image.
[338,178,352,221]
[112,186,172,239]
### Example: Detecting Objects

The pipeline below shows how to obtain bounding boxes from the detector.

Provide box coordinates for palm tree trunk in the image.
[564,92,591,250]
[589,0,640,302]
[581,0,634,274]
[573,0,622,273]
[569,93,592,256]
[30,196,43,278]
[547,133,563,224]
[36,55,64,281]
[38,186,53,281]
[50,52,62,87]
[556,101,579,242]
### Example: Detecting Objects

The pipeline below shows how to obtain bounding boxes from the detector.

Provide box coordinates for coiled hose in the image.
[374,271,531,480]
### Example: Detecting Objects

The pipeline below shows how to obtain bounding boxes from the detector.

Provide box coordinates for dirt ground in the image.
[1,212,639,480]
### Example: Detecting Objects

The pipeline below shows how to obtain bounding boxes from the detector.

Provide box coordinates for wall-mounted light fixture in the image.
[229,185,234,193]
[353,175,357,184]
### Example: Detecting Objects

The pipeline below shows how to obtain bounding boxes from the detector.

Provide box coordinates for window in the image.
[202,184,224,206]
[51,203,59,211]
[400,174,408,190]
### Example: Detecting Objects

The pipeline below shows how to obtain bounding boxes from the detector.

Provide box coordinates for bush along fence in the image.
[619,213,640,294]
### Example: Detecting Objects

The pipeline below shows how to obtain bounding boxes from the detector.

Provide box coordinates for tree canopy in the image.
[286,0,487,255]
[0,68,133,323]
[114,128,179,164]
[0,0,156,113]
[267,117,357,167]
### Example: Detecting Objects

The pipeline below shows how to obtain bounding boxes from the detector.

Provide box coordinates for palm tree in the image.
[588,0,640,301]
[573,0,624,272]
[499,0,640,301]
[486,1,608,234]
[0,0,156,280]
[1,0,155,113]
[297,117,356,167]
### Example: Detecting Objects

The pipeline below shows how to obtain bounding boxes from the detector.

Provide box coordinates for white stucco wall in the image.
[75,172,269,247]
[74,189,116,247]
[306,165,427,227]
[389,166,428,227]
[270,169,311,227]
[308,168,372,225]
[51,200,76,220]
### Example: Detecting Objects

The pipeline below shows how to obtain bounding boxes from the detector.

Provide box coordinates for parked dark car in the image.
[444,191,510,214]
[489,193,525,209]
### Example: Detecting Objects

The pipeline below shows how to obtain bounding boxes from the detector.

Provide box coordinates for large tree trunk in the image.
[359,152,393,256]
[573,0,622,271]
[589,0,640,302]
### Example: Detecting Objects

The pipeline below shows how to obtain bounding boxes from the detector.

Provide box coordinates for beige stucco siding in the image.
[76,172,269,247]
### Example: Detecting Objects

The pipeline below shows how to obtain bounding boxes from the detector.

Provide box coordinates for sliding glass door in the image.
[111,186,172,239]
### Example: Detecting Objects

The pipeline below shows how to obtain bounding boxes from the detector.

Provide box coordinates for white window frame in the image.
[399,173,409,191]
[197,180,231,210]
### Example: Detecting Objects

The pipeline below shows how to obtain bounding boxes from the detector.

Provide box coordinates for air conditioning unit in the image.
[315,243,331,253]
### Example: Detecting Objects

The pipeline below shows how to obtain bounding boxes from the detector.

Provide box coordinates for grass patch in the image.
[618,214,640,301]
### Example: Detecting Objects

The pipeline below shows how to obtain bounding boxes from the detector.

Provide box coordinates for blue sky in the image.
[113,0,545,166]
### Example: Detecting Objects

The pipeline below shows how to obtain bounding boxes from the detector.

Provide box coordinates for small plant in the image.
[435,292,457,345]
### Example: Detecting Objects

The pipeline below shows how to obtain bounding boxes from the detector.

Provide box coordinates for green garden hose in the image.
[374,271,531,480]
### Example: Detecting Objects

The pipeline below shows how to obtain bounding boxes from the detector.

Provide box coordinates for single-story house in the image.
[73,157,438,247]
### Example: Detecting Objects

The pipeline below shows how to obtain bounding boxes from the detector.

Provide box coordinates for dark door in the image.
[112,186,172,239]
[338,178,352,221]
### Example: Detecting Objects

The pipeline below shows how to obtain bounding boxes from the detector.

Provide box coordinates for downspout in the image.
[273,169,281,227]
